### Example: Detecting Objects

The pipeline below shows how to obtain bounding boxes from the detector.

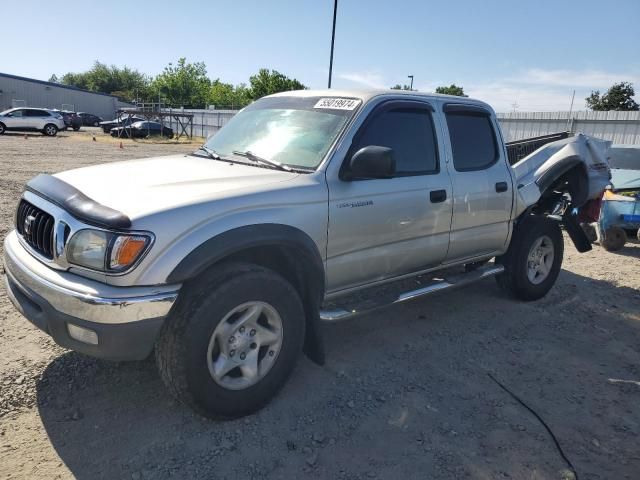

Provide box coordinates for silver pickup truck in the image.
[3,90,611,418]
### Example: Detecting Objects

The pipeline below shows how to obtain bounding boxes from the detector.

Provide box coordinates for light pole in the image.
[328,0,338,88]
[408,75,414,91]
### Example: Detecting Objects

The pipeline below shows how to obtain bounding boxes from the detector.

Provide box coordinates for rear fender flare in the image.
[535,155,588,206]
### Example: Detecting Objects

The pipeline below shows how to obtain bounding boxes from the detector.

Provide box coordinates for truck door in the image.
[441,104,513,261]
[326,100,453,293]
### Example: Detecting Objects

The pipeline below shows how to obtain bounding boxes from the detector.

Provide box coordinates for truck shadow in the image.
[35,269,640,480]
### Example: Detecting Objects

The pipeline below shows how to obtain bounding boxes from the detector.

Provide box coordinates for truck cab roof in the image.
[267,88,494,112]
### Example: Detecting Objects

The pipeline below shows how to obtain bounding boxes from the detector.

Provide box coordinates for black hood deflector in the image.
[25,174,131,230]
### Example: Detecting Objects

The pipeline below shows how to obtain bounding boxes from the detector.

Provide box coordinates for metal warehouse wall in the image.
[0,75,132,120]
[497,111,640,145]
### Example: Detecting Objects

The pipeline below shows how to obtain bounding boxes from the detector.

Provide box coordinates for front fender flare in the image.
[167,224,324,287]
[166,224,327,365]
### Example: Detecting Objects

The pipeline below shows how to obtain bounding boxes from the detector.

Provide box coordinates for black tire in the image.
[0,122,5,135]
[598,226,627,252]
[93,121,99,127]
[495,216,564,301]
[42,124,58,136]
[73,126,80,131]
[155,262,305,419]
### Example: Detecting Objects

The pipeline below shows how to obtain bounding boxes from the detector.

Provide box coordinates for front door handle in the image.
[495,181,509,193]
[430,189,447,203]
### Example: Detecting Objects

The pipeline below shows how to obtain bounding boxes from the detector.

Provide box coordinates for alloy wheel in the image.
[207,301,284,390]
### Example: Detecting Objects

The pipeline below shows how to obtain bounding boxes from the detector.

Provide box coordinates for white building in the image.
[0,72,133,120]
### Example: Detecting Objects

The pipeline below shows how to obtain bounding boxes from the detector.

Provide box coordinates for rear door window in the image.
[25,109,49,117]
[445,111,498,171]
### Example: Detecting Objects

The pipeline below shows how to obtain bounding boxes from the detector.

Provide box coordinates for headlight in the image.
[66,229,152,273]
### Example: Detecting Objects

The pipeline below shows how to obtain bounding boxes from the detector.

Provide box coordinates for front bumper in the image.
[3,231,180,360]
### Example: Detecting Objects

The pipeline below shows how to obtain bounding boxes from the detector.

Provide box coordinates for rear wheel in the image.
[155,262,305,419]
[93,121,99,127]
[43,124,58,136]
[496,216,564,301]
[0,123,5,134]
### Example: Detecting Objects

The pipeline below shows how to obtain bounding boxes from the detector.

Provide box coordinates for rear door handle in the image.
[430,189,447,203]
[495,182,509,193]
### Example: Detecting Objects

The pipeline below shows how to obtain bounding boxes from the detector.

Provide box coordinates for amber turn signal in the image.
[109,235,149,270]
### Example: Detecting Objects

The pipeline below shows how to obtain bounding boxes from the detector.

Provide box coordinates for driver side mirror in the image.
[345,145,395,180]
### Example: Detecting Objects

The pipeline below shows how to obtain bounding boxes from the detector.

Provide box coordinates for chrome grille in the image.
[16,199,55,259]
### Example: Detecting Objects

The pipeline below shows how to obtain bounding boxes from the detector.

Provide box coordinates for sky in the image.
[2,0,639,112]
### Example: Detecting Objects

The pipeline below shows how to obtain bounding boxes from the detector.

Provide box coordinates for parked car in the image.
[3,90,611,419]
[0,107,65,136]
[51,110,82,131]
[110,121,174,139]
[99,115,145,133]
[78,112,103,127]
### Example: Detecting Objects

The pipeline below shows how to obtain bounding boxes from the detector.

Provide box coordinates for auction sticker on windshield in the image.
[314,98,360,110]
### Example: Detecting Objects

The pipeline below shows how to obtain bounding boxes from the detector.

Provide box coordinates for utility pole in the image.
[328,0,338,88]
[566,89,575,133]
[408,75,414,91]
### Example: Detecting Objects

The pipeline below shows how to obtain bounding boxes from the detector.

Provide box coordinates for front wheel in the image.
[496,216,564,301]
[155,262,305,419]
[0,122,5,134]
[43,124,58,136]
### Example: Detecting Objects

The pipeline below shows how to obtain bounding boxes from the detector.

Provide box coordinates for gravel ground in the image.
[1,130,639,480]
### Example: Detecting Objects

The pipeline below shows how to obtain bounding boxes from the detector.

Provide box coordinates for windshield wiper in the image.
[196,145,223,160]
[232,150,293,172]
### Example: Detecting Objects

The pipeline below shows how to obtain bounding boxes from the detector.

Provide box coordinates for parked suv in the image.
[51,110,82,131]
[3,90,611,419]
[0,108,65,136]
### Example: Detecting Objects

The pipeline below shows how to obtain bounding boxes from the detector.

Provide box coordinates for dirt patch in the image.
[0,132,639,479]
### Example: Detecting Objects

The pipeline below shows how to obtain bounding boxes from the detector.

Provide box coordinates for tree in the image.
[59,61,149,102]
[586,82,639,111]
[209,80,252,109]
[151,58,211,108]
[390,84,412,90]
[435,84,466,97]
[248,69,306,99]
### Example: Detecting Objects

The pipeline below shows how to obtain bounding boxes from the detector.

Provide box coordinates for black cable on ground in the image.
[487,372,579,480]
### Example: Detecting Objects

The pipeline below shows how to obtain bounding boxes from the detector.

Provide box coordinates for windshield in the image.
[203,96,361,170]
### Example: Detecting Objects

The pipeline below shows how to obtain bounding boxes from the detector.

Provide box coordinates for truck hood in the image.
[53,154,300,219]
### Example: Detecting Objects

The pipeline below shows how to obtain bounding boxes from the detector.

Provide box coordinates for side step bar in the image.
[320,264,505,322]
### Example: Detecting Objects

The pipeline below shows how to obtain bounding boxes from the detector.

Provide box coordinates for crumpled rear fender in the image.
[512,133,611,217]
